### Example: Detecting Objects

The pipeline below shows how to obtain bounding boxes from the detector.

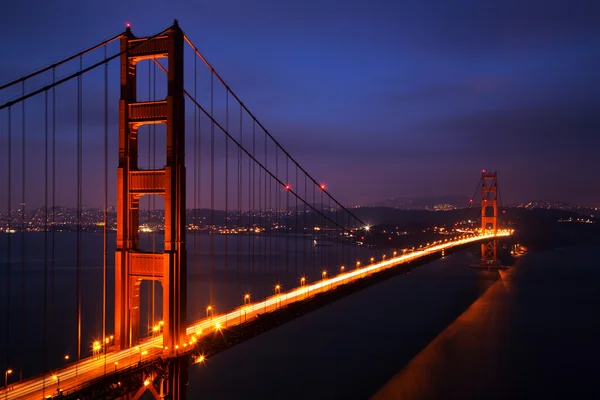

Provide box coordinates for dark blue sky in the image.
[1,0,599,207]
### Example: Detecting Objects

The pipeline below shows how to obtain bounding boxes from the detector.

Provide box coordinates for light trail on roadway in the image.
[3,231,511,400]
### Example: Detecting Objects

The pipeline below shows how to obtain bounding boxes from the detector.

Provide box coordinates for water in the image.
[186,244,600,399]
[2,234,598,398]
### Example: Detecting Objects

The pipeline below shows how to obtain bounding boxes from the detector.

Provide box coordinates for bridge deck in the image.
[3,232,510,400]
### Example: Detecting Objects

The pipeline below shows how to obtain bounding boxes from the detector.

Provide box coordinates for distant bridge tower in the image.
[115,22,187,353]
[480,171,500,268]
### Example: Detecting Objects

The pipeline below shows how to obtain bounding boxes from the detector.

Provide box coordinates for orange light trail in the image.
[4,231,510,400]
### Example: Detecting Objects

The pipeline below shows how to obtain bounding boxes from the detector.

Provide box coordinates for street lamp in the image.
[340,266,345,273]
[5,369,12,399]
[356,261,360,268]
[114,361,118,372]
[370,257,374,264]
[52,374,60,393]
[206,305,213,319]
[322,270,327,279]
[300,277,306,287]
[64,355,69,369]
[242,294,251,322]
[393,251,397,257]
[275,284,281,308]
[92,341,101,357]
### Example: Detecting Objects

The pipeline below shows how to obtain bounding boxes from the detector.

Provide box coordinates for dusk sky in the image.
[1,0,599,208]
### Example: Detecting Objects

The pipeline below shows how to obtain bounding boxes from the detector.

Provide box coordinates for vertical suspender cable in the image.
[76,55,82,372]
[147,60,151,328]
[196,83,204,315]
[304,174,307,278]
[193,44,198,322]
[258,126,262,275]
[247,121,251,291]
[275,148,279,285]
[225,92,229,311]
[6,108,11,373]
[295,165,298,278]
[257,126,263,275]
[209,70,214,307]
[151,61,156,326]
[43,89,48,394]
[320,186,324,276]
[20,82,25,381]
[312,184,315,279]
[263,130,267,276]
[102,45,108,373]
[236,104,241,303]
[268,149,272,278]
[285,158,289,284]
[251,121,255,291]
[247,118,252,291]
[328,195,332,272]
[51,69,56,365]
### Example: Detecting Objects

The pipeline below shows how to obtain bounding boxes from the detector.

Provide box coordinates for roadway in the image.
[3,231,510,400]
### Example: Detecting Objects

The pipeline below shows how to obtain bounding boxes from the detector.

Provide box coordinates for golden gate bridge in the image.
[0,21,510,399]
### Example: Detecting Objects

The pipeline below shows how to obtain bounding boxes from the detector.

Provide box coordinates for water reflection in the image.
[372,267,512,399]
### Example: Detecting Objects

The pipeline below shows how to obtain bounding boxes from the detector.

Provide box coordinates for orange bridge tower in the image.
[115,22,187,352]
[480,171,500,268]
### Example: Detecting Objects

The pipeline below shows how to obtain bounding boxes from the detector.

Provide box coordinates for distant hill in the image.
[365,195,472,210]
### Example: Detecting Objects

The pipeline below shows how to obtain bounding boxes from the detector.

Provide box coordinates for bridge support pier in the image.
[163,357,189,400]
[114,358,188,400]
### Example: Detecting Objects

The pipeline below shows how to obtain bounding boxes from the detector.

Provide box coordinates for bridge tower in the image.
[480,171,500,268]
[115,22,187,352]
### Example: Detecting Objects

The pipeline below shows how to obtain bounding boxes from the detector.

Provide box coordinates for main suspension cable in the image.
[1,26,171,111]
[182,35,366,228]
[0,33,122,91]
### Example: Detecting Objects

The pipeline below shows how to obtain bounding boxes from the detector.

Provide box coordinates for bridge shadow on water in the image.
[372,245,600,400]
[372,267,509,400]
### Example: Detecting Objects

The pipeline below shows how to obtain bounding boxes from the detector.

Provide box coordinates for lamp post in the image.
[52,374,60,393]
[206,305,213,321]
[275,284,281,308]
[243,294,250,322]
[5,369,12,400]
[114,361,118,373]
[300,277,307,298]
[64,355,69,370]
